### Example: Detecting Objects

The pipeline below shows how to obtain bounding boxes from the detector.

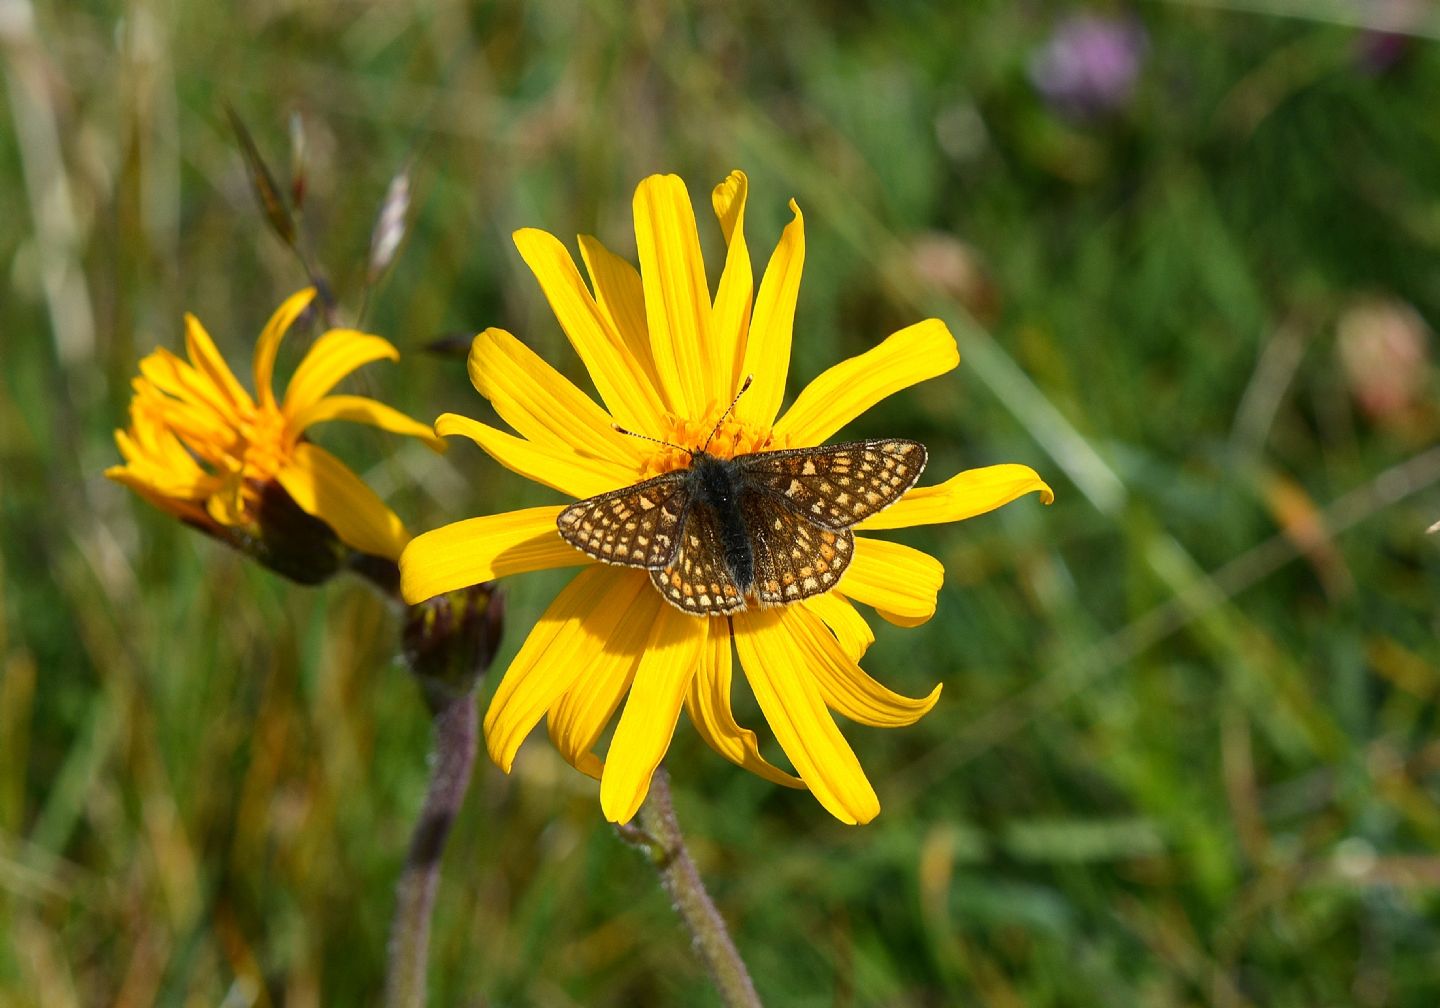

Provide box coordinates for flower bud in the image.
[403,583,505,712]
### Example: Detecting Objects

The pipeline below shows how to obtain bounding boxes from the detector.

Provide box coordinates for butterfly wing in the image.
[741,492,855,607]
[648,502,748,615]
[556,470,691,569]
[733,439,927,531]
[562,438,925,612]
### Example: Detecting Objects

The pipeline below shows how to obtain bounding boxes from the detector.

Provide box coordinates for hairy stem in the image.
[385,693,477,1008]
[627,769,763,1008]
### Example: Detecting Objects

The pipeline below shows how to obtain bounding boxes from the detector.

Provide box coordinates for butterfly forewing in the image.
[742,493,855,606]
[556,471,689,568]
[648,504,747,615]
[733,439,927,531]
[555,436,927,615]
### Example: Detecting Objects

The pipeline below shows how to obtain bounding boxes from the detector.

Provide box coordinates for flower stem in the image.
[385,692,477,1008]
[625,768,763,1008]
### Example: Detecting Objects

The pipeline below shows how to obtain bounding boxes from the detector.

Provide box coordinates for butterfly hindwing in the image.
[648,502,747,615]
[556,470,690,569]
[733,439,927,531]
[555,436,927,615]
[742,492,855,606]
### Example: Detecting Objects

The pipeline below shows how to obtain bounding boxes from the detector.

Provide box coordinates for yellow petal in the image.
[780,606,941,727]
[513,228,668,432]
[483,567,647,772]
[841,537,943,627]
[858,463,1055,530]
[184,313,253,412]
[112,424,184,478]
[276,443,410,560]
[207,479,248,528]
[773,318,959,445]
[577,236,659,390]
[135,387,233,451]
[399,506,583,605]
[710,171,753,392]
[600,603,706,823]
[118,481,218,528]
[108,457,211,501]
[253,288,317,411]
[435,412,638,500]
[737,198,804,429]
[466,327,646,468]
[547,587,662,779]
[114,415,214,487]
[711,170,747,246]
[802,592,874,663]
[733,609,879,825]
[685,619,805,789]
[633,174,717,417]
[281,329,400,418]
[138,349,234,425]
[291,394,445,450]
[106,464,214,516]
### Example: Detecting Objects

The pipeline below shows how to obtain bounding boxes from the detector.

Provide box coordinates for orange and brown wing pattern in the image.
[734,439,927,531]
[648,504,747,615]
[556,471,690,569]
[743,494,855,607]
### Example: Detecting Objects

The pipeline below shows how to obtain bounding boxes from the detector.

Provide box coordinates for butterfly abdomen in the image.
[690,453,756,592]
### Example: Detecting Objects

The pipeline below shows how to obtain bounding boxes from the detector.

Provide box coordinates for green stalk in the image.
[622,768,763,1008]
[384,692,477,1008]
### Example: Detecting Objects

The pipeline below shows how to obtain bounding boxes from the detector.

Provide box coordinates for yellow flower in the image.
[401,172,1054,824]
[107,288,443,571]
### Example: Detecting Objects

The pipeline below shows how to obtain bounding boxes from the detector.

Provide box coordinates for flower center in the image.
[239,407,291,478]
[229,406,294,513]
[638,412,793,478]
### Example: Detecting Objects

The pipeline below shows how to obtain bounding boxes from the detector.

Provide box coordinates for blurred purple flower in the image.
[1030,13,1147,119]
[1355,0,1425,74]
[1355,30,1410,76]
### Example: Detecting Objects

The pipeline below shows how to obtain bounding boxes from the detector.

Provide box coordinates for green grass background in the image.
[5,1,1440,1004]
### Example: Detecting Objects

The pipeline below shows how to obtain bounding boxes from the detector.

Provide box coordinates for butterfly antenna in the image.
[700,375,753,454]
[610,423,692,456]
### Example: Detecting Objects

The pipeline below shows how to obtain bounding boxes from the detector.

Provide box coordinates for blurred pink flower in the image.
[1030,13,1147,119]
[1336,297,1430,427]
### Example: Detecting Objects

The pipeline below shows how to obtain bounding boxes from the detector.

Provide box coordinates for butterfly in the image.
[556,387,926,614]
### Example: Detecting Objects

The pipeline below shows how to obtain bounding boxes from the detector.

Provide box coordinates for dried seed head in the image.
[368,168,412,285]
[289,110,308,212]
[226,103,298,249]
